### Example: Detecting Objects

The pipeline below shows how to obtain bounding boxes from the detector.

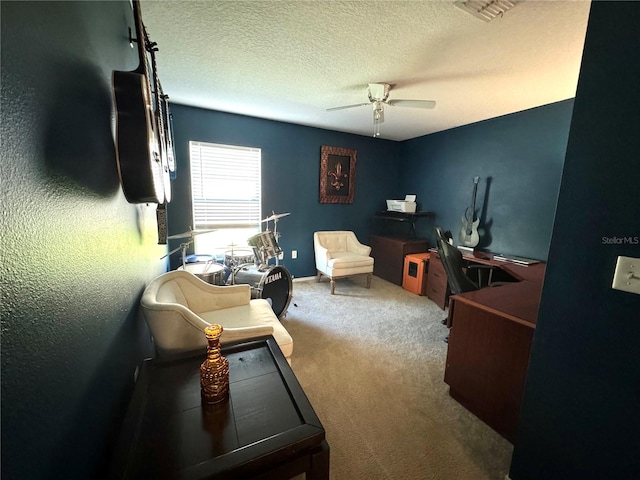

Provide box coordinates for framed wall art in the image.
[319,145,357,204]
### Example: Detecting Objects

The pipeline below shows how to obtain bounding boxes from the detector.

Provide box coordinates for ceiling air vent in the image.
[454,0,520,22]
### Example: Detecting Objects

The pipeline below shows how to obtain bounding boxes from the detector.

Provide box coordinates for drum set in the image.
[162,212,293,318]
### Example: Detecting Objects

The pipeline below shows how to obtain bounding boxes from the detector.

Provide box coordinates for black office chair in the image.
[434,226,495,343]
[434,226,480,295]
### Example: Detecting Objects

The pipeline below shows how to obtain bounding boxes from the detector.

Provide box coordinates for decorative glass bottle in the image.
[200,324,229,404]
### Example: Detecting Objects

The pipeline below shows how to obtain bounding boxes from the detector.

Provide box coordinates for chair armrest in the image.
[141,301,212,337]
[316,243,331,259]
[346,235,371,256]
[314,242,331,271]
[220,325,274,344]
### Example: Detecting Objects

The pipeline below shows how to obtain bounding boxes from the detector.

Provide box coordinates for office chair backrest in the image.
[434,226,478,295]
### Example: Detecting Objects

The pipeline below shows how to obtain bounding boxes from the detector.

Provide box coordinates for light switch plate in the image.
[612,256,640,295]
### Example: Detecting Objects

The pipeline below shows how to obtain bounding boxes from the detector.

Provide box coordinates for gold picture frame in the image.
[319,145,357,204]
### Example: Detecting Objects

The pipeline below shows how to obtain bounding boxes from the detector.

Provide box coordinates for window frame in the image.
[189,140,262,231]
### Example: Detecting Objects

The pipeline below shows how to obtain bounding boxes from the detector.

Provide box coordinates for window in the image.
[189,141,261,254]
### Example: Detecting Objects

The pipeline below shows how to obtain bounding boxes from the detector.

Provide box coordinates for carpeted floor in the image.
[282,275,513,480]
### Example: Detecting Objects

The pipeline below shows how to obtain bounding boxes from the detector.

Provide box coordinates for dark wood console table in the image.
[110,337,329,480]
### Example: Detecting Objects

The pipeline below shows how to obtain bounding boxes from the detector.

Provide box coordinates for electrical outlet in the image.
[292,250,297,259]
[612,256,640,295]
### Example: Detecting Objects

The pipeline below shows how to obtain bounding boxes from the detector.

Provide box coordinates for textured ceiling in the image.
[141,0,591,141]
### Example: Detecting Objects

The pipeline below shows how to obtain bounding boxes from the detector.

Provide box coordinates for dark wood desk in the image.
[442,253,546,443]
[111,337,329,480]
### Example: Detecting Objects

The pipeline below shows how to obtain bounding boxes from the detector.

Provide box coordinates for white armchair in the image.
[140,270,293,361]
[313,231,374,294]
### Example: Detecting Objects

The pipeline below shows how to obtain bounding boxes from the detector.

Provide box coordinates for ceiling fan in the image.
[327,83,436,137]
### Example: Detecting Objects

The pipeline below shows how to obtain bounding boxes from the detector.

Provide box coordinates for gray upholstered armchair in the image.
[313,231,374,294]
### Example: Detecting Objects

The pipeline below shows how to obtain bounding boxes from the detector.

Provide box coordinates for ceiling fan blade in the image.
[387,99,436,109]
[326,102,371,112]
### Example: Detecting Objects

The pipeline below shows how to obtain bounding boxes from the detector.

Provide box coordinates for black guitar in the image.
[112,0,165,204]
[146,34,172,205]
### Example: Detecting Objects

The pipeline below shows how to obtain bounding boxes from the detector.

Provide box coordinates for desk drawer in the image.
[427,256,448,309]
[427,284,448,310]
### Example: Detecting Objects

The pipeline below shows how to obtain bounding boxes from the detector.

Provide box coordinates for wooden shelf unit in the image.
[369,235,428,286]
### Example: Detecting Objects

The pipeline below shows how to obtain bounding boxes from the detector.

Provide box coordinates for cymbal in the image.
[167,228,217,240]
[261,212,290,223]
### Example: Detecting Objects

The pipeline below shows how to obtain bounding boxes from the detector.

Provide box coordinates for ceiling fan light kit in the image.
[368,83,390,102]
[327,83,436,139]
[454,0,520,22]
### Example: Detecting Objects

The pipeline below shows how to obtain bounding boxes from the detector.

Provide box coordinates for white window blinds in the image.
[189,141,261,229]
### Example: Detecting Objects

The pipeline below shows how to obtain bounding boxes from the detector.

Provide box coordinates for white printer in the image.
[386,194,417,213]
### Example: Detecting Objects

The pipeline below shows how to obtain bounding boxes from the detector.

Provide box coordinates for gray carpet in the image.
[282,275,513,480]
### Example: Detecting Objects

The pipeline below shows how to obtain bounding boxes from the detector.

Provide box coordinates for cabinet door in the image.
[370,236,400,284]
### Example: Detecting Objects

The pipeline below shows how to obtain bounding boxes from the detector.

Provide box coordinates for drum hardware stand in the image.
[160,240,193,269]
[162,227,217,269]
[260,211,290,266]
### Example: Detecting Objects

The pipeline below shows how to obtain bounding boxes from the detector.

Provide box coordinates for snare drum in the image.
[178,262,226,286]
[233,264,292,318]
[224,248,255,268]
[247,231,282,261]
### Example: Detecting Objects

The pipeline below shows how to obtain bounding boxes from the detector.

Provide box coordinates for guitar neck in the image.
[469,176,480,216]
[131,1,148,76]
[470,184,478,213]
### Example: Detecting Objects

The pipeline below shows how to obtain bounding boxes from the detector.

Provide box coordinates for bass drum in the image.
[233,265,292,318]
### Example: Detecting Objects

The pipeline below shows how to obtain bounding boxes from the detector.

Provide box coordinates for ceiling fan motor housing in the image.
[368,83,390,102]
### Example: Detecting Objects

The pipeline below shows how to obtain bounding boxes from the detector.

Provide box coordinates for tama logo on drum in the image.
[264,271,282,284]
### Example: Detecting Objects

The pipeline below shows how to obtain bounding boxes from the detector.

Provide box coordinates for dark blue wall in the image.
[1,2,164,479]
[5,1,636,480]
[169,100,574,275]
[510,2,640,479]
[401,100,574,261]
[168,104,403,277]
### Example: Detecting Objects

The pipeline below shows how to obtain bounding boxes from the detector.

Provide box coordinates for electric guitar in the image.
[112,0,165,204]
[459,176,480,247]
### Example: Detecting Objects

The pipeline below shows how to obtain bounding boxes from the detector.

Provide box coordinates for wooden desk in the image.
[111,337,329,480]
[442,256,546,443]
